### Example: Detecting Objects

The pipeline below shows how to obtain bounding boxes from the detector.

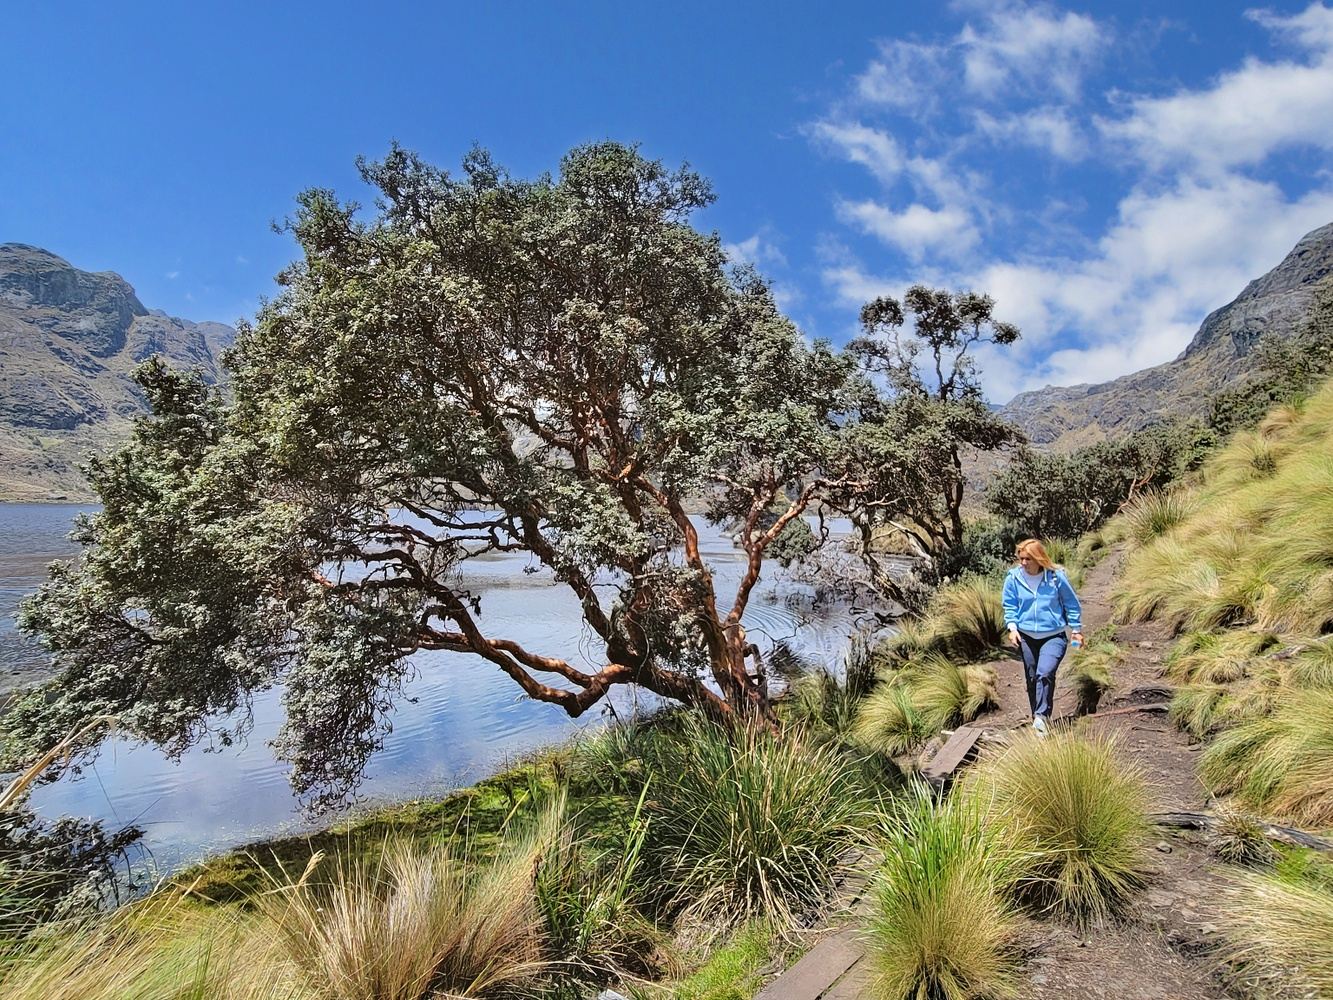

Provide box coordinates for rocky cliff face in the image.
[1000,221,1333,448]
[0,245,236,500]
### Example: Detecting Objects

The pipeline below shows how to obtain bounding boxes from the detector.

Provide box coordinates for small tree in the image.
[10,144,889,806]
[842,287,1022,594]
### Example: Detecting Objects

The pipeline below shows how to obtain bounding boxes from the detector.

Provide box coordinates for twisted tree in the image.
[11,144,889,806]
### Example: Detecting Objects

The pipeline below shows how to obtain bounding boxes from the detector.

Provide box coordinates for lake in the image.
[2,502,882,875]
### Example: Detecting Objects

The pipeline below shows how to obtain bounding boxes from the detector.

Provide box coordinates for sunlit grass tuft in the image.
[963,732,1152,926]
[865,786,1018,1000]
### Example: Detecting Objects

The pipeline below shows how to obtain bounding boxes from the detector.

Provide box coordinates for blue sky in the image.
[4,1,1332,402]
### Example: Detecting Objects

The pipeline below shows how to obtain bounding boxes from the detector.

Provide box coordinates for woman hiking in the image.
[1002,538,1083,736]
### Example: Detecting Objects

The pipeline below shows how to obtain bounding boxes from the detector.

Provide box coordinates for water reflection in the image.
[4,503,874,874]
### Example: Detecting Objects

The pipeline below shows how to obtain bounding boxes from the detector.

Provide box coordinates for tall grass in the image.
[882,575,1007,666]
[1114,381,1333,638]
[1200,688,1333,826]
[1116,488,1196,546]
[962,732,1152,926]
[636,715,877,930]
[255,827,546,1000]
[1219,868,1333,998]
[1065,639,1119,716]
[0,899,305,1000]
[865,786,1018,1000]
[852,656,999,758]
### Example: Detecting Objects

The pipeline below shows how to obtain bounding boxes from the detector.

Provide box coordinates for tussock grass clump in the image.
[0,899,303,1000]
[921,576,1008,662]
[1066,640,1119,716]
[853,684,933,757]
[1164,628,1280,684]
[638,716,876,929]
[256,833,544,1000]
[1219,868,1333,998]
[1115,381,1333,638]
[1118,488,1196,545]
[865,787,1018,1000]
[1210,808,1279,868]
[1200,688,1333,826]
[963,732,1152,926]
[852,657,999,758]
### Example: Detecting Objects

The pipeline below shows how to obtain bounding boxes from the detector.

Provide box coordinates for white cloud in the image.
[165,270,180,280]
[973,106,1088,160]
[836,198,980,258]
[724,230,788,269]
[236,254,250,265]
[1102,4,1333,172]
[808,121,904,184]
[855,39,951,114]
[959,4,1106,101]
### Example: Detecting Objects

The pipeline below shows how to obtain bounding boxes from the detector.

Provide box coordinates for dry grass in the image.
[1219,868,1333,997]
[1200,687,1333,827]
[852,656,999,758]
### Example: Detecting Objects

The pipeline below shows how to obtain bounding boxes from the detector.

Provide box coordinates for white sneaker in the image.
[1033,715,1049,737]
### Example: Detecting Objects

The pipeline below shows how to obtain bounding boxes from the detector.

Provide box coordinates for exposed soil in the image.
[970,547,1239,1000]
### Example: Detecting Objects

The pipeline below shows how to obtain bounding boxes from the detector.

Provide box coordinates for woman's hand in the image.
[1071,631,1084,646]
[1006,630,1019,649]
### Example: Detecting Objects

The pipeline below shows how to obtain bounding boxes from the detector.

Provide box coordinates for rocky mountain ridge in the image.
[999,221,1333,449]
[0,244,235,500]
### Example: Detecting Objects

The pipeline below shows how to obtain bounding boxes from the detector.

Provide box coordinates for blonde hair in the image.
[1015,538,1056,570]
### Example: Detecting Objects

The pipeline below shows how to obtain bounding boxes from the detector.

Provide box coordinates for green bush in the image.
[865,786,1018,1000]
[852,656,998,758]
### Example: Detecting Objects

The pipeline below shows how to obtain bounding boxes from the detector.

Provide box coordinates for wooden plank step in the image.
[822,957,872,1000]
[754,929,864,1000]
[921,724,983,786]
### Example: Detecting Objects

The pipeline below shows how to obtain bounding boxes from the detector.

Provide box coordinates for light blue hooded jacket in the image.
[1002,565,1082,637]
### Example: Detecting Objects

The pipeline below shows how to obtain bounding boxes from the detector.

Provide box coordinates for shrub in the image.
[924,576,1008,661]
[638,716,876,929]
[1200,688,1333,826]
[865,786,1018,1000]
[963,732,1152,926]
[1219,868,1333,998]
[534,791,668,983]
[852,657,998,759]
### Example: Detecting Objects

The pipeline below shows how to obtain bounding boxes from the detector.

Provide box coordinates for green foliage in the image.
[1200,687,1333,826]
[865,786,1018,1000]
[1066,640,1119,717]
[1210,808,1279,868]
[1114,380,1333,638]
[963,732,1152,926]
[1116,487,1197,545]
[10,142,919,803]
[1209,276,1333,436]
[882,575,1008,666]
[852,656,998,758]
[631,716,877,929]
[535,789,667,983]
[668,921,775,1000]
[847,285,1022,565]
[986,418,1215,539]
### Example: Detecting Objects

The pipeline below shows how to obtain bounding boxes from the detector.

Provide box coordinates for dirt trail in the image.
[968,547,1237,1000]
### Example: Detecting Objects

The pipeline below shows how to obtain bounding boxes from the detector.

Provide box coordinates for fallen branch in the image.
[1151,811,1333,853]
[0,714,116,810]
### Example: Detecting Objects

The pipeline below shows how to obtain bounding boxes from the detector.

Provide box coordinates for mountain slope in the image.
[0,244,236,500]
[1000,221,1333,448]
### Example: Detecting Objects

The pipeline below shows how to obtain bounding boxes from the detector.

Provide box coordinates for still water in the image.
[3,503,874,875]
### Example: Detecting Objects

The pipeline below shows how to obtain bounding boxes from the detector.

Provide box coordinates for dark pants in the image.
[1018,632,1068,719]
